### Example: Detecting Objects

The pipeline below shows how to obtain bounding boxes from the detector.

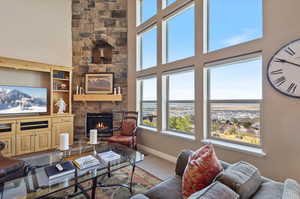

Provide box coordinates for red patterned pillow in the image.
[182,144,223,199]
[120,120,136,136]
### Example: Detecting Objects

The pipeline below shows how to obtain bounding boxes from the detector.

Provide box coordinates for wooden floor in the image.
[137,154,175,180]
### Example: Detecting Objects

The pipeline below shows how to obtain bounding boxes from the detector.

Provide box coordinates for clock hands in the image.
[274,58,300,67]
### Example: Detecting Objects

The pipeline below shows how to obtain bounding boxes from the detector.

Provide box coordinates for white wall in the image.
[0,0,72,66]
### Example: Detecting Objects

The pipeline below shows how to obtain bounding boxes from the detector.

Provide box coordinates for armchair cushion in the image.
[120,120,136,136]
[182,144,223,199]
[106,135,136,146]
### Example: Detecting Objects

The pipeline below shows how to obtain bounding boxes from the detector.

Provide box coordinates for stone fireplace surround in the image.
[72,0,128,138]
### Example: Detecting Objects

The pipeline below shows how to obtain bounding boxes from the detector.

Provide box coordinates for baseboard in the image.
[137,144,177,164]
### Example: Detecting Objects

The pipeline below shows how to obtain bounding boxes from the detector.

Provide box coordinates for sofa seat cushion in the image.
[145,176,182,199]
[250,181,283,199]
[182,144,223,199]
[188,181,239,199]
[216,161,262,199]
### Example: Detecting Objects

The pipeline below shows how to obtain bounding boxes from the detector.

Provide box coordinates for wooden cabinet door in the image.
[35,131,51,152]
[0,135,15,157]
[16,133,35,155]
[52,122,73,148]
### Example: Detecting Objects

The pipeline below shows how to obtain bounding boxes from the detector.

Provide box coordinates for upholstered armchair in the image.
[106,111,138,149]
[0,141,26,184]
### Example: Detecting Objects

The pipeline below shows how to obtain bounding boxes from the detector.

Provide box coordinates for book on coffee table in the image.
[73,155,100,169]
[45,161,75,180]
[98,150,121,165]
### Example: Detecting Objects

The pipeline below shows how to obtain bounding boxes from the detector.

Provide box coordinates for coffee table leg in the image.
[130,163,136,194]
[91,177,98,199]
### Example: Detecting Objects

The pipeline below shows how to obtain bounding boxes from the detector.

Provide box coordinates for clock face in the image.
[267,39,300,98]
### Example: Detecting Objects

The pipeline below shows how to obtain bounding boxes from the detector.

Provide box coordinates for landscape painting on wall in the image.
[85,73,114,94]
[0,86,47,115]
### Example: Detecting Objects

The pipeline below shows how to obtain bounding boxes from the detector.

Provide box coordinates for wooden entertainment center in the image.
[0,56,74,157]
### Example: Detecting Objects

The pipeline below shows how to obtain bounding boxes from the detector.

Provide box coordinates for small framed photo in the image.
[85,73,114,94]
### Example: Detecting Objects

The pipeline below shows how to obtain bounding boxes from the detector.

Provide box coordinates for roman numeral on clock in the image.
[271,69,283,75]
[273,76,286,86]
[285,47,296,56]
[287,83,297,93]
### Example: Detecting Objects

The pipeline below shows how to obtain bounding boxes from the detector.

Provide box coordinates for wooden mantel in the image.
[73,94,122,102]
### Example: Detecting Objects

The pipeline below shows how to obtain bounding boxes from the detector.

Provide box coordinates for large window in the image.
[163,69,195,134]
[164,4,195,63]
[207,0,263,52]
[137,77,157,128]
[137,0,157,24]
[206,56,262,145]
[132,0,264,147]
[137,26,157,71]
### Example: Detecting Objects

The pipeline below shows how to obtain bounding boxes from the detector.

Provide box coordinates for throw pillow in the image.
[120,120,136,136]
[216,161,262,199]
[182,144,223,199]
[188,181,239,199]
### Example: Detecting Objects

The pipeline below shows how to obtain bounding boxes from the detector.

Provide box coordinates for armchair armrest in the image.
[130,194,150,199]
[175,150,193,177]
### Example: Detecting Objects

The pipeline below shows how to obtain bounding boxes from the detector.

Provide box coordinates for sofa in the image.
[131,150,300,199]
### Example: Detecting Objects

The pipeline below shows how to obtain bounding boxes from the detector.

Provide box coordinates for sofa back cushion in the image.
[182,144,223,199]
[216,161,262,199]
[188,181,239,199]
[282,179,300,199]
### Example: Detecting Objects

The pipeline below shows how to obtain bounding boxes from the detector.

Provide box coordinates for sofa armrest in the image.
[130,194,150,199]
[175,150,193,176]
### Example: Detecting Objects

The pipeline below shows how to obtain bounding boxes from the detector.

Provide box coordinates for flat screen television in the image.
[0,85,47,115]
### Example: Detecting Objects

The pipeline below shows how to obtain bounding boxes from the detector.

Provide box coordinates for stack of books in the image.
[98,150,121,165]
[73,155,100,169]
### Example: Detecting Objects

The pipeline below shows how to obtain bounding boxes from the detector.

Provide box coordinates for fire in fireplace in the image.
[86,113,113,137]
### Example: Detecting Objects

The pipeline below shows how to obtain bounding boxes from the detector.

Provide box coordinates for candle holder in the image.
[88,141,99,155]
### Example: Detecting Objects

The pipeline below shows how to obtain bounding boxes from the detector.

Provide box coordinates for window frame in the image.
[205,55,263,148]
[137,76,158,129]
[204,0,264,53]
[163,68,195,135]
[162,2,195,64]
[136,25,158,71]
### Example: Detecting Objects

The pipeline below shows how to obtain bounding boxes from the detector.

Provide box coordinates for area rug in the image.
[50,166,162,199]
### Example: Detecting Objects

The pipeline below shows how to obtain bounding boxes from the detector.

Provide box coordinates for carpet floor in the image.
[49,166,162,199]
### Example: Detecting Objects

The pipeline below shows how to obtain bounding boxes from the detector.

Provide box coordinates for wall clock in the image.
[267,39,300,98]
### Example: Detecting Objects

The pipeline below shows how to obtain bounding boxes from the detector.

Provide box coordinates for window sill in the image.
[201,139,266,157]
[161,130,196,141]
[138,125,158,133]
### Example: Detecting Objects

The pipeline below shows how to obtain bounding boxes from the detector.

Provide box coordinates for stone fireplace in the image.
[86,113,113,137]
[72,0,128,137]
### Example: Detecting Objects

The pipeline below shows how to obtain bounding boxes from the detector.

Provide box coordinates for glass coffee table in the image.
[0,143,144,199]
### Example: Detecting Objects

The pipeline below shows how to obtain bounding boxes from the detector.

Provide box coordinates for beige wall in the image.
[128,0,300,182]
[0,0,72,66]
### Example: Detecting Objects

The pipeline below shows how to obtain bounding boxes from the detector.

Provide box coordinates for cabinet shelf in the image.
[73,94,122,102]
[53,90,69,93]
[53,78,70,81]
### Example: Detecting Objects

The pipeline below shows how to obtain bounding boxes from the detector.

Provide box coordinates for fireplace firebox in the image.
[86,113,113,137]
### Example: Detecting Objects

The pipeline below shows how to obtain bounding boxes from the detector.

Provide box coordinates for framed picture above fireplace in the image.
[85,73,114,94]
